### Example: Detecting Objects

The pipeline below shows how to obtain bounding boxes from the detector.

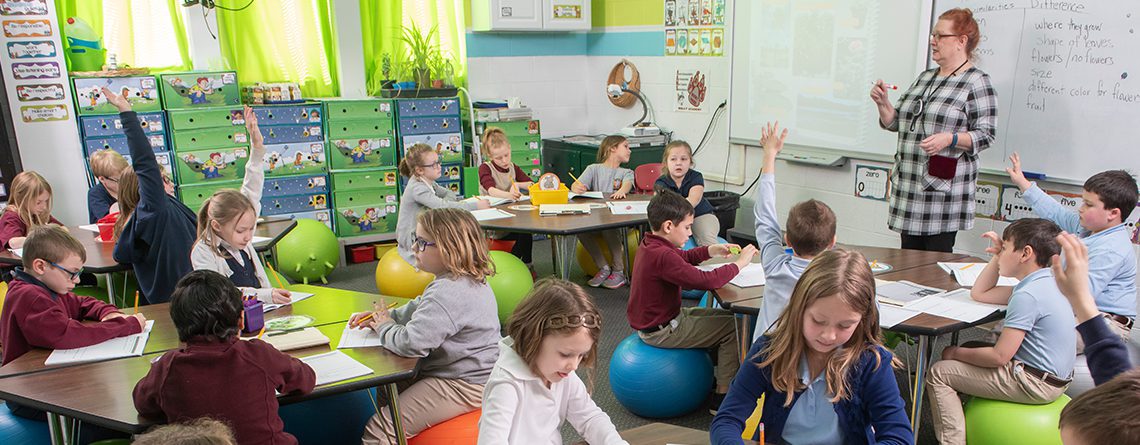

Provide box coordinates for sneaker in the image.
[602,271,628,289]
[708,393,726,415]
[587,266,611,287]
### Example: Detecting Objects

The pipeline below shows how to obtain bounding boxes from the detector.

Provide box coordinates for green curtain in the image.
[360,0,468,94]
[215,0,340,97]
[55,0,191,72]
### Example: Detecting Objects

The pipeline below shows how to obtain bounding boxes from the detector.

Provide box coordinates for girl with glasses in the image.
[349,208,501,445]
[870,7,998,253]
[394,143,489,266]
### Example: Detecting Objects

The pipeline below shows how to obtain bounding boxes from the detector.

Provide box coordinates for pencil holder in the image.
[243,299,265,333]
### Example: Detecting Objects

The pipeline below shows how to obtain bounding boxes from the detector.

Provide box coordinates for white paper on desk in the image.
[568,191,604,199]
[951,266,1019,287]
[879,304,921,328]
[606,201,649,215]
[301,350,374,386]
[466,195,528,207]
[338,325,382,349]
[263,291,315,312]
[469,208,515,222]
[251,236,272,244]
[45,320,155,365]
[10,248,21,257]
[77,223,100,233]
[906,289,1005,323]
[539,204,591,216]
[696,262,766,287]
[876,280,945,306]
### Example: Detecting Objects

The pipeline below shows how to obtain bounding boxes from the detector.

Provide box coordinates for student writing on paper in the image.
[628,191,757,414]
[572,135,634,288]
[190,106,291,305]
[752,122,837,339]
[395,143,488,266]
[479,279,628,445]
[477,127,536,276]
[710,250,912,445]
[1007,154,1138,342]
[348,208,500,445]
[0,226,145,431]
[133,270,315,445]
[0,171,63,250]
[927,219,1074,445]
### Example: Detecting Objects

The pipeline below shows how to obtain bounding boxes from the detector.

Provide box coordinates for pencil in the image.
[133,291,139,314]
[960,263,975,270]
[567,171,580,184]
[759,423,765,444]
[356,301,399,325]
[265,262,287,289]
[871,260,878,268]
[256,327,266,339]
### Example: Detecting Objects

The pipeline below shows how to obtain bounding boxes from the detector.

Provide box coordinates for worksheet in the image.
[45,320,155,365]
[696,262,766,287]
[263,291,315,312]
[338,324,383,349]
[606,201,649,215]
[469,208,515,222]
[300,350,374,386]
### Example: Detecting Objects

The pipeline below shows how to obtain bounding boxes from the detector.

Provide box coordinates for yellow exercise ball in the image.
[576,228,641,277]
[375,248,435,298]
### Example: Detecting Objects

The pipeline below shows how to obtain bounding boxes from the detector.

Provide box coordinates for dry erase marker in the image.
[1022,171,1047,180]
[874,81,899,90]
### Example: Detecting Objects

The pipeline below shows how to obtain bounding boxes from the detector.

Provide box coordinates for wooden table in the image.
[583,423,758,445]
[715,247,1001,435]
[478,195,651,279]
[0,322,419,444]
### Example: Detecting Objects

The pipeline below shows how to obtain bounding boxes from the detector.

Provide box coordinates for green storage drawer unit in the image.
[173,147,250,185]
[479,119,540,136]
[463,166,480,198]
[167,107,245,131]
[507,135,541,152]
[327,118,396,139]
[171,127,250,152]
[178,180,240,211]
[158,71,242,110]
[332,189,399,237]
[331,168,399,192]
[328,136,397,170]
[512,150,543,181]
[324,99,394,120]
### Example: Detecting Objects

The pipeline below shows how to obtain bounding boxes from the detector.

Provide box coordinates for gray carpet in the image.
[318,236,982,444]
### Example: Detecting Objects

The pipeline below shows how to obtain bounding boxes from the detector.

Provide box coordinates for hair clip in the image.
[545,313,600,330]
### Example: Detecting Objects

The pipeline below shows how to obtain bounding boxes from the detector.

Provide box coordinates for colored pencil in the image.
[133,291,139,314]
[256,327,266,339]
[960,263,975,270]
[265,262,287,289]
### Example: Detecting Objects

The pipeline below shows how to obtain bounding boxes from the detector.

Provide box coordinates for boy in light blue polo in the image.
[1008,155,1138,338]
[752,123,836,339]
[927,218,1075,445]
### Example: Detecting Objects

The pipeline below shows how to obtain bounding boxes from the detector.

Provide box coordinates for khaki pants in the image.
[639,307,740,388]
[926,359,1066,445]
[1076,315,1131,352]
[579,231,627,272]
[692,213,721,247]
[361,376,484,445]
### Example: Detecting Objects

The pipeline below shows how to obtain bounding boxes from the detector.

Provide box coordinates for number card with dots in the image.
[974,181,1001,219]
[853,163,890,201]
[1000,185,1035,221]
[1045,190,1082,214]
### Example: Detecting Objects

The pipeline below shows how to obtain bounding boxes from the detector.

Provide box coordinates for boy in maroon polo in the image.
[0,224,145,366]
[133,270,315,445]
[627,191,758,414]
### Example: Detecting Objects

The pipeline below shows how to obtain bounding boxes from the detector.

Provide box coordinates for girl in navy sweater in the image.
[105,87,197,304]
[710,249,913,445]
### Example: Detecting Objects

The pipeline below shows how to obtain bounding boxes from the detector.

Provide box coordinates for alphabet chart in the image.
[853,163,890,201]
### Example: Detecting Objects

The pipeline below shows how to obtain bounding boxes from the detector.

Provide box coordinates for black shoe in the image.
[708,393,726,415]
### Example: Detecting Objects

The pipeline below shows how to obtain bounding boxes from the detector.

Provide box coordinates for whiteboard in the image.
[934,0,1140,183]
[729,0,931,157]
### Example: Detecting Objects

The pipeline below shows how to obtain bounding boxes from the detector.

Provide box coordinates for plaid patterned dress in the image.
[882,66,997,235]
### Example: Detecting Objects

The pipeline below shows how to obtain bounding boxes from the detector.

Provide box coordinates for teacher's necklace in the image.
[909,59,970,133]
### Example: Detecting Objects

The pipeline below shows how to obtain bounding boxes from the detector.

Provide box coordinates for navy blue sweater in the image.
[1077,316,1133,385]
[111,111,197,304]
[710,337,914,445]
[87,182,114,224]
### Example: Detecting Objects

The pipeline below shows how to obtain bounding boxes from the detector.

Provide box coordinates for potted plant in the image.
[380,53,395,90]
[400,22,438,88]
[427,51,448,88]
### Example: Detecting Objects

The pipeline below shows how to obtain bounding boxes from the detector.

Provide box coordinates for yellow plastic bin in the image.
[529,184,569,205]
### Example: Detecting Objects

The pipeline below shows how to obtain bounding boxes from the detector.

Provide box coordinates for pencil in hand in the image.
[133,291,140,314]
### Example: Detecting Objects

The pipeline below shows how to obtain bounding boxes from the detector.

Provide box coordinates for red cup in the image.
[97,221,115,242]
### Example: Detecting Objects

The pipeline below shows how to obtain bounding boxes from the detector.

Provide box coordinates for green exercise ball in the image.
[274,219,339,285]
[964,394,1070,445]
[487,250,534,325]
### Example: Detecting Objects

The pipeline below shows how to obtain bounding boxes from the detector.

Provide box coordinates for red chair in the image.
[634,163,662,194]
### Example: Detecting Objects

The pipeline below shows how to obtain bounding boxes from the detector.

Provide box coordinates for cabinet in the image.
[472,0,590,31]
[323,98,401,239]
[542,136,665,187]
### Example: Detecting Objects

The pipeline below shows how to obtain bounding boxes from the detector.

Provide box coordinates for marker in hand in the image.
[875,81,899,90]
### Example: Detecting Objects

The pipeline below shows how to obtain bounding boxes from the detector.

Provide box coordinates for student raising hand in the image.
[243,106,265,157]
[101,87,132,112]
[1051,232,1098,323]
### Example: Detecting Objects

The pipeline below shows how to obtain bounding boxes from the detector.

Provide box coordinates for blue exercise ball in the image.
[280,389,376,444]
[609,334,714,418]
[0,402,48,445]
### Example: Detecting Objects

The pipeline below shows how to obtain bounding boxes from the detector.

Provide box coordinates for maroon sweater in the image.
[0,210,62,250]
[0,271,140,365]
[627,234,740,330]
[133,336,316,445]
[478,162,531,191]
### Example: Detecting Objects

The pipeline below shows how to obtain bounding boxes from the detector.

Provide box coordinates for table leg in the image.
[553,235,575,280]
[385,382,408,445]
[910,334,935,435]
[618,227,631,276]
[46,412,76,445]
[739,314,753,364]
[105,272,117,308]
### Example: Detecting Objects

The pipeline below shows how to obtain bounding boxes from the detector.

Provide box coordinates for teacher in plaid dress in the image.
[870,8,997,252]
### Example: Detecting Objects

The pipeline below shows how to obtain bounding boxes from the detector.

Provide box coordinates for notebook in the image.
[263,291,315,312]
[539,204,591,216]
[338,324,383,349]
[606,201,649,215]
[301,350,374,386]
[259,327,330,351]
[470,208,515,222]
[876,280,945,306]
[568,191,604,199]
[45,320,155,365]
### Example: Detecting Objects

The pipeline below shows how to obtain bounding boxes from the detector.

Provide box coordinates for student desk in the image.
[478,195,651,279]
[0,322,419,445]
[716,249,1002,435]
[0,284,405,379]
[582,423,759,445]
